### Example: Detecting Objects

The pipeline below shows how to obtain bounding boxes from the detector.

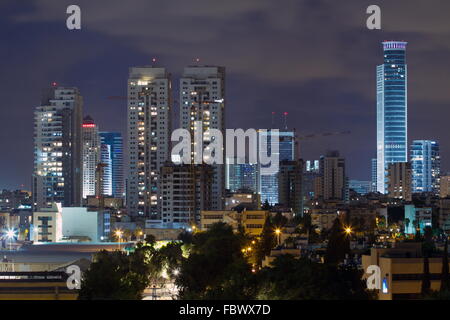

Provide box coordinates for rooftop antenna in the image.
[283,112,288,130]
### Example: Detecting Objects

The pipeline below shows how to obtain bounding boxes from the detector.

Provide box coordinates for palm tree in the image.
[404,218,410,234]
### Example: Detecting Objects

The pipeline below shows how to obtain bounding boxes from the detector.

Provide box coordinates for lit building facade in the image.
[371,158,377,192]
[387,162,412,201]
[315,150,347,201]
[225,157,257,193]
[99,144,113,196]
[180,66,225,210]
[99,132,124,198]
[410,140,440,194]
[82,116,100,199]
[33,86,83,209]
[440,175,450,198]
[160,163,213,226]
[376,41,408,193]
[258,130,297,205]
[303,160,320,201]
[127,67,172,217]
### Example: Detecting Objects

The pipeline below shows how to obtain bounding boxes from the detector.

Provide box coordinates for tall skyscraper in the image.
[127,66,172,217]
[376,41,408,193]
[315,150,347,201]
[33,86,83,209]
[303,160,320,201]
[225,157,257,193]
[82,116,100,199]
[278,160,303,215]
[99,132,124,198]
[410,140,440,194]
[180,66,225,210]
[371,158,377,192]
[99,144,113,196]
[258,130,297,205]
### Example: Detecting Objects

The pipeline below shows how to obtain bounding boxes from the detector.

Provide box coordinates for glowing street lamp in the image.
[344,226,353,236]
[275,228,281,245]
[5,228,17,251]
[115,229,123,250]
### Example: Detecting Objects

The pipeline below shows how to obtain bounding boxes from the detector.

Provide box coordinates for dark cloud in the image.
[1,0,450,189]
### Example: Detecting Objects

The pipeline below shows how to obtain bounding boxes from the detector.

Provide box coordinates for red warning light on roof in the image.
[52,82,57,87]
[284,112,288,116]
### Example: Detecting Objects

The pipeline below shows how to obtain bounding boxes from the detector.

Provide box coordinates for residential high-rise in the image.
[225,157,257,193]
[33,86,83,209]
[180,66,225,210]
[160,162,213,226]
[258,130,297,205]
[315,150,346,201]
[99,132,124,198]
[82,116,100,199]
[376,41,408,193]
[278,160,303,215]
[440,175,450,198]
[303,160,320,201]
[387,162,412,201]
[410,140,440,194]
[127,66,172,217]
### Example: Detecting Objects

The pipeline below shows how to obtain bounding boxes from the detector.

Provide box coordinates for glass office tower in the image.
[99,132,124,198]
[226,157,258,193]
[376,41,408,193]
[410,140,440,193]
[258,130,296,205]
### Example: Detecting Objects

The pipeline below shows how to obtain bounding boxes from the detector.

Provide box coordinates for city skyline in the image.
[3,1,450,304]
[3,0,450,189]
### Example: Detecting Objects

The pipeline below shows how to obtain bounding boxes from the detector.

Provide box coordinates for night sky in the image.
[1,0,450,190]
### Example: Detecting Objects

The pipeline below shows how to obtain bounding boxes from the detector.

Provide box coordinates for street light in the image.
[275,228,281,246]
[5,228,16,251]
[115,229,123,250]
[344,226,353,236]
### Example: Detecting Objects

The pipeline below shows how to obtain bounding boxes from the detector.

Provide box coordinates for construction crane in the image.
[297,130,351,140]
[294,130,351,159]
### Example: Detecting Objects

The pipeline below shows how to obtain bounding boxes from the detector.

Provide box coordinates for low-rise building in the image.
[201,210,268,236]
[404,205,432,234]
[144,220,185,241]
[225,192,259,210]
[61,207,110,242]
[362,242,450,300]
[32,204,110,243]
[32,204,63,243]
